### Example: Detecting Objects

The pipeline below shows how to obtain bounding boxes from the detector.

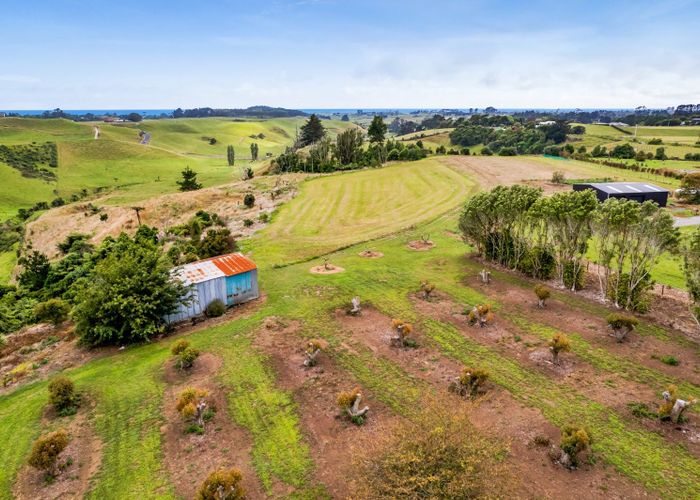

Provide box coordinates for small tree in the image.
[196,468,246,500]
[177,166,203,191]
[243,193,255,208]
[468,304,494,328]
[303,339,322,367]
[171,339,190,355]
[198,228,238,259]
[28,430,69,478]
[659,385,697,424]
[551,171,565,184]
[177,347,200,370]
[177,387,209,430]
[337,387,369,424]
[549,332,571,365]
[420,281,435,300]
[390,319,414,347]
[226,145,235,166]
[35,298,71,326]
[250,143,259,161]
[368,115,387,144]
[559,425,591,468]
[48,376,78,415]
[534,284,551,308]
[299,114,325,146]
[606,313,639,342]
[449,367,489,398]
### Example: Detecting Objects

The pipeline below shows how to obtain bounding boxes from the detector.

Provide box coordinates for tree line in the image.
[449,120,570,155]
[270,114,428,174]
[459,186,686,313]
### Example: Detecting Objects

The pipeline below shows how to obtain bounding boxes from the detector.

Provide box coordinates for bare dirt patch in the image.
[335,305,650,498]
[358,250,383,258]
[443,155,573,193]
[309,264,344,274]
[0,325,111,395]
[253,317,392,498]
[160,353,265,499]
[13,403,102,500]
[407,239,434,251]
[24,174,303,261]
[464,268,700,388]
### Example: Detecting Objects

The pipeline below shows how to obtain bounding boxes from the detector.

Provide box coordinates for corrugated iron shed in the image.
[175,253,256,285]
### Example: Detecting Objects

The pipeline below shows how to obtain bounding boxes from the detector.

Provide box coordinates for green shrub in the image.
[606,272,652,312]
[659,355,680,366]
[258,213,269,223]
[560,425,591,466]
[351,401,510,498]
[28,430,69,477]
[48,376,78,415]
[628,401,657,419]
[551,171,565,183]
[534,284,551,306]
[243,193,255,208]
[606,313,639,342]
[518,246,556,280]
[196,468,246,500]
[171,339,190,355]
[243,218,253,227]
[562,261,584,290]
[205,299,226,317]
[34,298,71,326]
[177,347,200,370]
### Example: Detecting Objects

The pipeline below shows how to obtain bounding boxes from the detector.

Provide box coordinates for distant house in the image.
[0,112,6,118]
[609,122,630,127]
[573,182,668,207]
[536,120,556,127]
[166,252,259,323]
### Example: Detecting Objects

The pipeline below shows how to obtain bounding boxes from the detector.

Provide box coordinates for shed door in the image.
[225,273,252,305]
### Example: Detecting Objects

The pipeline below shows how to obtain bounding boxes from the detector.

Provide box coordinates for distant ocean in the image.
[1,107,635,116]
[0,109,173,116]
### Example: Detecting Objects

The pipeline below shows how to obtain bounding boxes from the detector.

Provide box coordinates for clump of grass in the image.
[627,402,657,419]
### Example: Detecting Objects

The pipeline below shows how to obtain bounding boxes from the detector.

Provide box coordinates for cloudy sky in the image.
[2,0,699,109]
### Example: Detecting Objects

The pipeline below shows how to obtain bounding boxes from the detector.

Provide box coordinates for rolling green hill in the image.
[0,117,356,218]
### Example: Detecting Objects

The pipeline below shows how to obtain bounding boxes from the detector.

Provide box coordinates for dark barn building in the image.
[572,182,669,207]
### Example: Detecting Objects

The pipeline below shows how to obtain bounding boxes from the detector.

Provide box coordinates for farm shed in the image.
[166,252,259,323]
[572,182,669,207]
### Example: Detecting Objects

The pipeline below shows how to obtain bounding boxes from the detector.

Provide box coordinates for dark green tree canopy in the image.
[227,145,235,166]
[177,166,203,191]
[72,231,187,346]
[299,114,325,146]
[368,116,387,143]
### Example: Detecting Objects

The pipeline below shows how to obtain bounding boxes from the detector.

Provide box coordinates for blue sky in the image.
[2,0,699,109]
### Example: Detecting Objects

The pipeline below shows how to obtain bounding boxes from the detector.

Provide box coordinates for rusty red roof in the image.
[174,252,256,285]
[210,252,257,276]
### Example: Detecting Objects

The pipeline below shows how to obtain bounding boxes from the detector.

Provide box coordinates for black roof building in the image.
[572,182,669,207]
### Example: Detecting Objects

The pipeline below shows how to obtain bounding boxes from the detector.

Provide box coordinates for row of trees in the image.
[271,115,428,174]
[226,143,260,166]
[459,186,681,312]
[449,121,569,154]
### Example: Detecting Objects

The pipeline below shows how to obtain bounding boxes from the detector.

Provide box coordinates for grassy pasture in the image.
[2,144,700,497]
[250,158,477,266]
[0,117,355,216]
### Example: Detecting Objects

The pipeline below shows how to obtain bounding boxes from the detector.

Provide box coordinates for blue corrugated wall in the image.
[225,271,257,305]
[166,270,259,323]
